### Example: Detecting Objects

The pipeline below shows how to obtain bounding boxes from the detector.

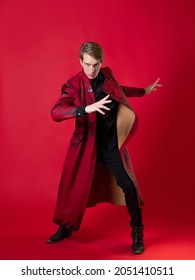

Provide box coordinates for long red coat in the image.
[51,67,145,231]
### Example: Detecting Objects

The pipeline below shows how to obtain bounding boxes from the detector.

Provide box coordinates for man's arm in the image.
[51,83,84,122]
[121,86,146,97]
[122,78,162,97]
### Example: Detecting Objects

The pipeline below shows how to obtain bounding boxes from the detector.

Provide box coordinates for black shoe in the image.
[47,226,72,244]
[131,226,144,254]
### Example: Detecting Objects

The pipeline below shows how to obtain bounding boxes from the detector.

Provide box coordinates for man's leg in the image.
[99,147,144,254]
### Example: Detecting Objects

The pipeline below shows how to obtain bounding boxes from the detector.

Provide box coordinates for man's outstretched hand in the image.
[145,78,162,94]
[85,95,112,114]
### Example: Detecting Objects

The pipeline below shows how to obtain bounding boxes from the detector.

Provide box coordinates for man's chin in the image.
[88,74,97,79]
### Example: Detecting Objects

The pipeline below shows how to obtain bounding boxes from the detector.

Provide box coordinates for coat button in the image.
[90,100,95,104]
[88,88,93,93]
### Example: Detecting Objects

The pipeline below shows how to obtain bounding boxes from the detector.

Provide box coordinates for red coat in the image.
[51,67,145,231]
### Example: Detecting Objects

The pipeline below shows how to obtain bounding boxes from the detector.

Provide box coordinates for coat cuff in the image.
[76,106,87,117]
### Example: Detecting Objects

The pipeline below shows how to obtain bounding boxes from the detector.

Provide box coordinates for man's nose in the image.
[90,66,95,73]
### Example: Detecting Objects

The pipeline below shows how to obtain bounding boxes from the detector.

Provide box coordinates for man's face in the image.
[80,53,102,79]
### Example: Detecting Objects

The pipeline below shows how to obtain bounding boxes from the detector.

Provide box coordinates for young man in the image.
[48,42,161,254]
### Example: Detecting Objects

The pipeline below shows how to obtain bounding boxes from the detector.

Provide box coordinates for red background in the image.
[0,0,195,259]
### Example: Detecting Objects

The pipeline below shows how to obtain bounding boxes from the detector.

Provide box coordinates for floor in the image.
[1,201,195,260]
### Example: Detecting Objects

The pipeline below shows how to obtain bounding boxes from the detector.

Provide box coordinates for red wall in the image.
[1,0,195,226]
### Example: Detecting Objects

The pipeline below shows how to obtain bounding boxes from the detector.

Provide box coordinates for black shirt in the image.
[91,72,118,153]
[76,71,118,152]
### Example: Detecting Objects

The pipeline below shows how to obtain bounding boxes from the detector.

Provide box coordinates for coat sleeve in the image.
[121,86,145,97]
[103,67,146,98]
[51,83,84,122]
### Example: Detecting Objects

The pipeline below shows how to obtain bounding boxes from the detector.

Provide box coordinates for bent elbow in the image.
[50,108,62,122]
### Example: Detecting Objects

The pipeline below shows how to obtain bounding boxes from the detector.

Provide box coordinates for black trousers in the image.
[97,146,143,228]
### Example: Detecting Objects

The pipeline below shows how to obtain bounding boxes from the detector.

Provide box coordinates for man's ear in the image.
[80,59,83,67]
